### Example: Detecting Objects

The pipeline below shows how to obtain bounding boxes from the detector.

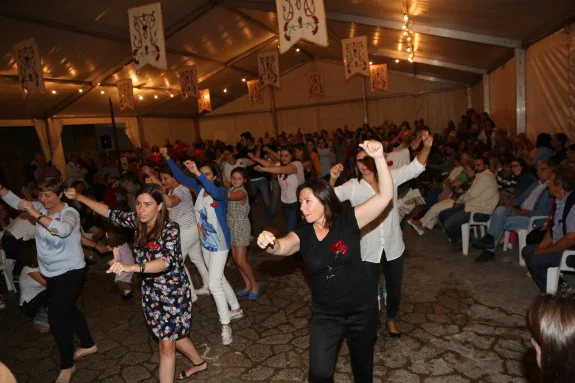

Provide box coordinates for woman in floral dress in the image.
[64,184,207,382]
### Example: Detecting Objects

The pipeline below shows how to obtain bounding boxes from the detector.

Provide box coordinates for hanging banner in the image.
[198,89,212,113]
[369,64,388,93]
[307,72,324,97]
[13,38,45,94]
[117,79,135,111]
[247,80,264,104]
[258,51,281,88]
[178,65,199,100]
[342,36,370,80]
[276,0,328,54]
[128,2,167,71]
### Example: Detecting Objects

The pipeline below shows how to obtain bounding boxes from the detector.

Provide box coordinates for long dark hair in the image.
[279,146,296,180]
[296,178,342,229]
[353,147,378,182]
[200,161,224,188]
[133,184,168,248]
[527,295,575,383]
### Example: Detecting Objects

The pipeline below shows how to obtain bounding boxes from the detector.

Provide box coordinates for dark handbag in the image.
[21,289,49,318]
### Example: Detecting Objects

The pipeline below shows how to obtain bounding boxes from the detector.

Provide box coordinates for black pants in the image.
[1,233,35,275]
[45,268,95,369]
[309,306,378,382]
[363,250,404,321]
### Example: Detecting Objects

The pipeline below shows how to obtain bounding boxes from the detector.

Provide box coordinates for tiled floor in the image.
[0,226,542,382]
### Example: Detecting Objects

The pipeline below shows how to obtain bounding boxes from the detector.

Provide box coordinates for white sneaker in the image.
[221,325,233,345]
[229,308,244,321]
[407,220,425,236]
[195,287,210,296]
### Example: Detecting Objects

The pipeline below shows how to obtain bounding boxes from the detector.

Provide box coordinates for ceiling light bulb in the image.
[100,90,105,94]
[296,48,300,52]
[97,82,101,86]
[369,61,373,65]
[395,59,400,63]
[404,14,408,22]
[407,47,411,52]
[223,88,228,93]
[402,25,407,30]
[154,95,158,99]
[407,36,411,41]
[409,58,413,63]
[242,78,246,82]
[403,31,408,36]
[51,90,57,94]
[139,95,144,100]
[78,89,83,93]
[170,94,174,98]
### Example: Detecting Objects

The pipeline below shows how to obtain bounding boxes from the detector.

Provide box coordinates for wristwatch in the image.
[139,262,146,273]
[36,214,45,222]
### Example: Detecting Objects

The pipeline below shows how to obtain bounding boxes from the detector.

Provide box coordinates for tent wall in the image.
[141,118,196,146]
[489,57,517,133]
[201,60,468,139]
[471,80,484,113]
[526,23,575,141]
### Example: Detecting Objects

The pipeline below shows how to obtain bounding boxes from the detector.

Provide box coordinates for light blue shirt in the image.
[2,191,85,277]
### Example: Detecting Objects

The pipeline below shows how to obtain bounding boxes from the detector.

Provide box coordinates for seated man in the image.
[473,160,552,262]
[522,165,575,292]
[438,157,499,243]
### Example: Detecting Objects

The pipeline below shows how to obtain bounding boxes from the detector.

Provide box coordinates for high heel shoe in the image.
[386,321,402,338]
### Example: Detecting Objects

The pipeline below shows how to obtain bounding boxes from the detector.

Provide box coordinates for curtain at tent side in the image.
[124,117,142,149]
[33,119,51,163]
[526,27,570,141]
[47,118,67,178]
[569,23,575,135]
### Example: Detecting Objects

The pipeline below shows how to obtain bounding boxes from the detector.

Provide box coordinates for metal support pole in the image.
[515,48,526,135]
[193,117,201,140]
[466,87,472,109]
[361,77,369,124]
[137,116,145,146]
[482,74,491,115]
[270,87,279,137]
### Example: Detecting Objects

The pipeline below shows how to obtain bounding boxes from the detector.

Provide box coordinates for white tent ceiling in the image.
[1,0,574,120]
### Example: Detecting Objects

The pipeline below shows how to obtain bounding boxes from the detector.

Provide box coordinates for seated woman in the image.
[257,140,393,382]
[526,294,575,383]
[19,254,49,332]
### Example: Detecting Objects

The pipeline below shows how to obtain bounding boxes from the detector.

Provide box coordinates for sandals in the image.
[177,360,208,380]
[386,321,402,338]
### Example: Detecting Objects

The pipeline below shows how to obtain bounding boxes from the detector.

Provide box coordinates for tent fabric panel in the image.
[526,25,573,141]
[142,117,196,147]
[277,108,319,135]
[471,80,484,112]
[489,56,516,133]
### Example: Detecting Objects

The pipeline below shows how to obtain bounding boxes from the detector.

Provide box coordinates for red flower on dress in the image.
[387,160,394,167]
[326,240,348,280]
[329,240,348,255]
[147,242,160,250]
[210,202,219,208]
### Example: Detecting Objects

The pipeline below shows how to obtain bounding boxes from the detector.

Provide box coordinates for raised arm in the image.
[353,141,393,230]
[248,153,274,168]
[255,163,297,175]
[329,163,344,188]
[416,132,433,165]
[166,159,201,193]
[64,188,110,217]
[263,147,280,162]
[184,160,227,201]
[257,230,300,256]
[142,166,181,208]
[228,188,248,202]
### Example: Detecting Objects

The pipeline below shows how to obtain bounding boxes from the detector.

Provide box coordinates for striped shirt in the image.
[168,185,197,230]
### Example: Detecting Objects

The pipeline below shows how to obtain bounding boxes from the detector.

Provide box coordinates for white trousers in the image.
[180,228,210,296]
[420,199,454,229]
[202,248,240,325]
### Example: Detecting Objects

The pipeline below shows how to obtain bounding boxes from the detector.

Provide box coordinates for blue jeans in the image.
[486,206,530,250]
[439,207,489,242]
[522,245,563,292]
[251,178,273,220]
[282,202,300,232]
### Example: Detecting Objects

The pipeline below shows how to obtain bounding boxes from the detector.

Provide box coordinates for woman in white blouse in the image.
[329,132,433,337]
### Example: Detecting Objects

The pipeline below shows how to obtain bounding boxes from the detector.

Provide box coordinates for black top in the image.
[238,145,267,180]
[294,206,376,315]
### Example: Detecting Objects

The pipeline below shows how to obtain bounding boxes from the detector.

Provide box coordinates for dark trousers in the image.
[46,268,95,369]
[309,306,378,383]
[439,206,469,242]
[1,233,35,275]
[522,245,563,292]
[363,251,404,321]
[282,202,300,232]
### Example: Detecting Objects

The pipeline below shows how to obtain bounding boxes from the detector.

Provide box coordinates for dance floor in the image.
[0,216,542,382]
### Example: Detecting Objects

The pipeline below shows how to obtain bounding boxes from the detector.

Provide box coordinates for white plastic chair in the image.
[461,212,490,256]
[0,249,17,292]
[546,250,575,295]
[503,215,548,267]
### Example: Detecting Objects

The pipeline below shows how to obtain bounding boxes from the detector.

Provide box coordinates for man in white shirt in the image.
[439,157,499,243]
[222,147,249,188]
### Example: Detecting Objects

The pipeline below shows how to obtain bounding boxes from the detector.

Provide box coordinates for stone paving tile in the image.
[0,226,543,382]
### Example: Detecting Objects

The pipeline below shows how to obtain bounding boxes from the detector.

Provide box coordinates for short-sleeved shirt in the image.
[278,161,305,203]
[294,206,376,315]
[168,185,197,230]
[223,159,249,182]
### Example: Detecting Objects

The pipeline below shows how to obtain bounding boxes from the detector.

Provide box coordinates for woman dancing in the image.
[64,184,207,382]
[257,140,393,382]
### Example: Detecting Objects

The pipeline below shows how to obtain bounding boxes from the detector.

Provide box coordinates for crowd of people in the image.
[1,108,575,382]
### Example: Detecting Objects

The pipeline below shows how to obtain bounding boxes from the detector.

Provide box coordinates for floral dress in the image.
[108,210,192,340]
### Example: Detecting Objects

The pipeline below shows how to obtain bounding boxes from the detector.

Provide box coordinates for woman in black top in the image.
[257,140,393,382]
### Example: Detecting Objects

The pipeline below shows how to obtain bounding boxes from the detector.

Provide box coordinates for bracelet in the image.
[139,262,146,273]
[36,214,45,222]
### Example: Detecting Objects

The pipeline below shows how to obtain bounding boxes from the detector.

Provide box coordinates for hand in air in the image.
[63,188,78,200]
[359,140,384,158]
[422,131,434,148]
[184,160,201,176]
[18,200,39,217]
[159,147,169,159]
[330,163,344,179]
[257,231,276,249]
[254,165,264,172]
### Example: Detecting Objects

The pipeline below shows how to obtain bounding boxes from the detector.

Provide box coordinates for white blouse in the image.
[335,158,426,263]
